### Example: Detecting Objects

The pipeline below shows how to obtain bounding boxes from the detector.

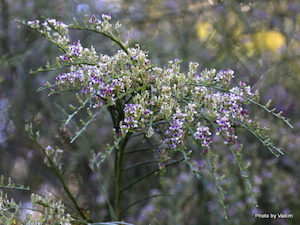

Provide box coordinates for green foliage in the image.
[1,1,299,224]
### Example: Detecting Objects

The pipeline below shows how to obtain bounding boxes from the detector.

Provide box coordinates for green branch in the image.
[115,135,129,220]
[68,25,128,54]
[124,193,173,211]
[120,158,184,194]
[25,124,92,223]
[122,160,159,172]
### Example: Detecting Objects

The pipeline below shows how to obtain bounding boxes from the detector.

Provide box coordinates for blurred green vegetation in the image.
[1,0,300,224]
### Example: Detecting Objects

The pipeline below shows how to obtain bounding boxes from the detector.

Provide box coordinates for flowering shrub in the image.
[2,14,291,223]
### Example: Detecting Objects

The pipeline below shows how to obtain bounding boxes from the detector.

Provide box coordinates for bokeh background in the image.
[1,0,300,224]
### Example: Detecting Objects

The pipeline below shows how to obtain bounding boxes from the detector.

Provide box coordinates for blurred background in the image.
[0,0,300,224]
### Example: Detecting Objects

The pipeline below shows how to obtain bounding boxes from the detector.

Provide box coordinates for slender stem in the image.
[115,135,129,220]
[124,193,173,211]
[124,146,156,155]
[68,26,128,54]
[121,158,184,193]
[29,135,92,222]
[122,160,158,172]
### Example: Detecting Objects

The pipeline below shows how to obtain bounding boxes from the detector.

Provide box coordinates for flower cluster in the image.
[27,20,40,29]
[0,190,19,224]
[26,13,285,178]
[26,194,72,225]
[122,104,152,130]
[88,14,115,33]
[29,18,70,49]
[194,124,212,152]
[59,41,99,64]
[165,111,186,149]
[214,69,235,85]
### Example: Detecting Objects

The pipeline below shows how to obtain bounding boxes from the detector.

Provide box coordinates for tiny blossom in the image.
[41,20,51,31]
[120,122,130,137]
[194,86,207,97]
[89,15,98,24]
[27,20,40,29]
[45,145,54,152]
[102,13,112,21]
